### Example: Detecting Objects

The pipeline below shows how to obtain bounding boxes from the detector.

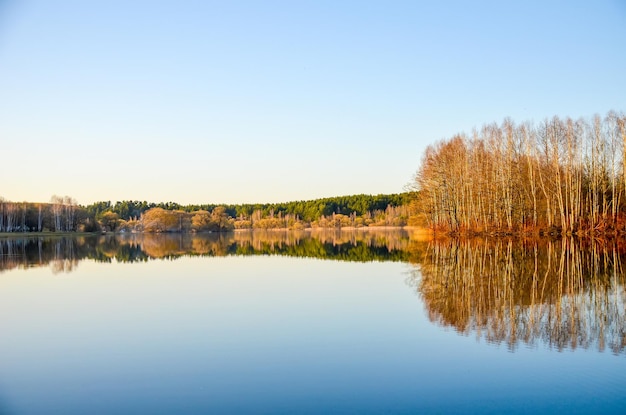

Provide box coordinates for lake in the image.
[0,230,624,414]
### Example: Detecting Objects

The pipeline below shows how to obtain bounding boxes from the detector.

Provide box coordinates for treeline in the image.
[0,195,96,233]
[413,111,626,235]
[98,194,411,232]
[0,193,411,233]
[86,193,410,222]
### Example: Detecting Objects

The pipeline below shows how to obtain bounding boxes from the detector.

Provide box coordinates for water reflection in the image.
[0,236,84,274]
[411,238,626,354]
[0,229,415,273]
[1,231,625,354]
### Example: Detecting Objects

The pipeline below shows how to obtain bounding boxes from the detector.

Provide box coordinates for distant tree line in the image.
[0,195,96,233]
[412,111,626,235]
[102,194,411,232]
[85,194,410,221]
[0,193,412,233]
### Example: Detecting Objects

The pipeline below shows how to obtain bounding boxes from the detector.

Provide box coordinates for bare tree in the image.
[50,195,64,232]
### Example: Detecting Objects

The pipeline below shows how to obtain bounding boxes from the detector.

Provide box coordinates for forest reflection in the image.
[1,231,624,353]
[411,238,626,354]
[0,229,416,274]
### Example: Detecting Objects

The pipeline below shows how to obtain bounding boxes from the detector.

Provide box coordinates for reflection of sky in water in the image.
[0,256,624,414]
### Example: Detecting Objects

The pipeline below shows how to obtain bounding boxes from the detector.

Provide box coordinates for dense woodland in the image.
[413,111,626,235]
[0,193,411,233]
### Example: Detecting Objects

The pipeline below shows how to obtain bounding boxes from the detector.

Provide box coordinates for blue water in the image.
[0,254,624,414]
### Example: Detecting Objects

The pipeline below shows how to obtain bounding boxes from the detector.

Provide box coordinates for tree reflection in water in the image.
[0,229,415,273]
[1,231,624,353]
[410,238,626,354]
[0,236,82,274]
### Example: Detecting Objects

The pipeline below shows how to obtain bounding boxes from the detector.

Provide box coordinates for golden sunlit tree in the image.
[412,111,626,235]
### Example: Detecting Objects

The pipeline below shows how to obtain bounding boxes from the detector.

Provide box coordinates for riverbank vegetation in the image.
[0,193,412,233]
[412,111,626,236]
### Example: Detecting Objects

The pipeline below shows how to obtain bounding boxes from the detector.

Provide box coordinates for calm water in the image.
[0,230,624,414]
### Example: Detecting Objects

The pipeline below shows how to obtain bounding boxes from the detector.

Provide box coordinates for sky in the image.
[0,0,624,205]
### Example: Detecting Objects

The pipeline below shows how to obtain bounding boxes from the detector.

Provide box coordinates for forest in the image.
[0,193,412,233]
[413,110,626,236]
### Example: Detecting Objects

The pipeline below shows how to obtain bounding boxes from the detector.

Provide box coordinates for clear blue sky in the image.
[1,0,624,205]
